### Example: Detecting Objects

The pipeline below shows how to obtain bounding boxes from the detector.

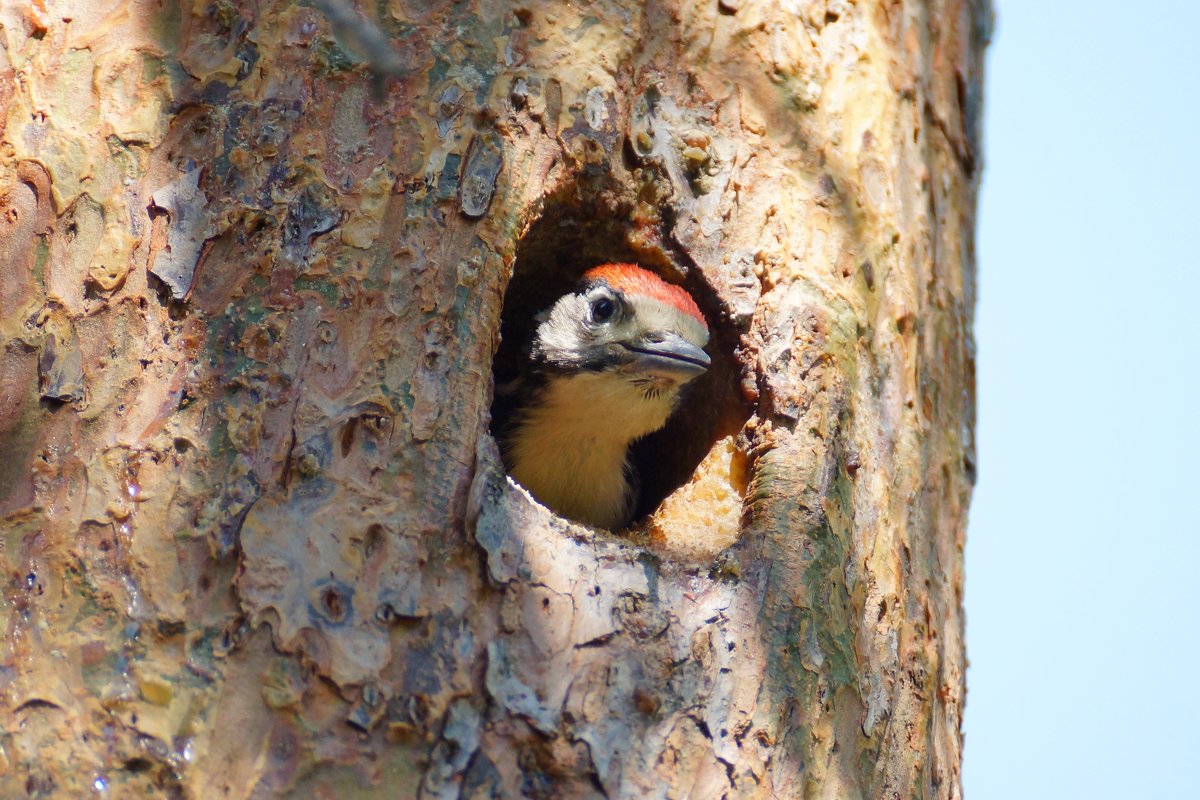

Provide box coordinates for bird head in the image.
[530,263,710,392]
[504,264,709,529]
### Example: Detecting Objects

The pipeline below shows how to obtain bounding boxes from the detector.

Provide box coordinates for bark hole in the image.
[318,586,348,623]
[490,198,749,532]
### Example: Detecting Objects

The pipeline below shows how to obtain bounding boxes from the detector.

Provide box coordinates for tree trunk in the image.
[0,0,986,797]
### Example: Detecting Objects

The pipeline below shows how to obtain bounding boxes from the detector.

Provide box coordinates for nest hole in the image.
[490,199,749,530]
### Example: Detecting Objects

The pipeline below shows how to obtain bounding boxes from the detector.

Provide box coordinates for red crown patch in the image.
[583,264,707,330]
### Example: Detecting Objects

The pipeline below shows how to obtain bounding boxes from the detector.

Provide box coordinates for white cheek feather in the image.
[536,296,592,363]
[507,372,681,529]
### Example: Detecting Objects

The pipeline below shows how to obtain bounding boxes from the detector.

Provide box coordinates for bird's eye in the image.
[590,296,616,323]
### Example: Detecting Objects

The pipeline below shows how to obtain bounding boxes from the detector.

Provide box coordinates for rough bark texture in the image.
[0,1,986,798]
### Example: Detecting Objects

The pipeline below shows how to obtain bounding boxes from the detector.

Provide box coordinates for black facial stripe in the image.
[535,348,625,374]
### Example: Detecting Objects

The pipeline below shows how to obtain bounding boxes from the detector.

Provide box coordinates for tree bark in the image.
[0,0,986,798]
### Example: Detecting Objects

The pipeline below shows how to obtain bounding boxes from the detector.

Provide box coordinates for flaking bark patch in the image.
[147,167,208,300]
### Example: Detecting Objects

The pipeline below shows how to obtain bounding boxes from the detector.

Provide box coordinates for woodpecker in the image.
[502,263,710,530]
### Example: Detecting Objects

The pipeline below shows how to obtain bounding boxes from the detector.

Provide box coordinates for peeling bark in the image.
[0,0,986,798]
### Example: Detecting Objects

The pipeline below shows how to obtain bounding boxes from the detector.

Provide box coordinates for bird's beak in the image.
[621,331,710,382]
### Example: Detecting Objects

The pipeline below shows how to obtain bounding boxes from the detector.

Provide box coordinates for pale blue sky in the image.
[966,1,1200,797]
